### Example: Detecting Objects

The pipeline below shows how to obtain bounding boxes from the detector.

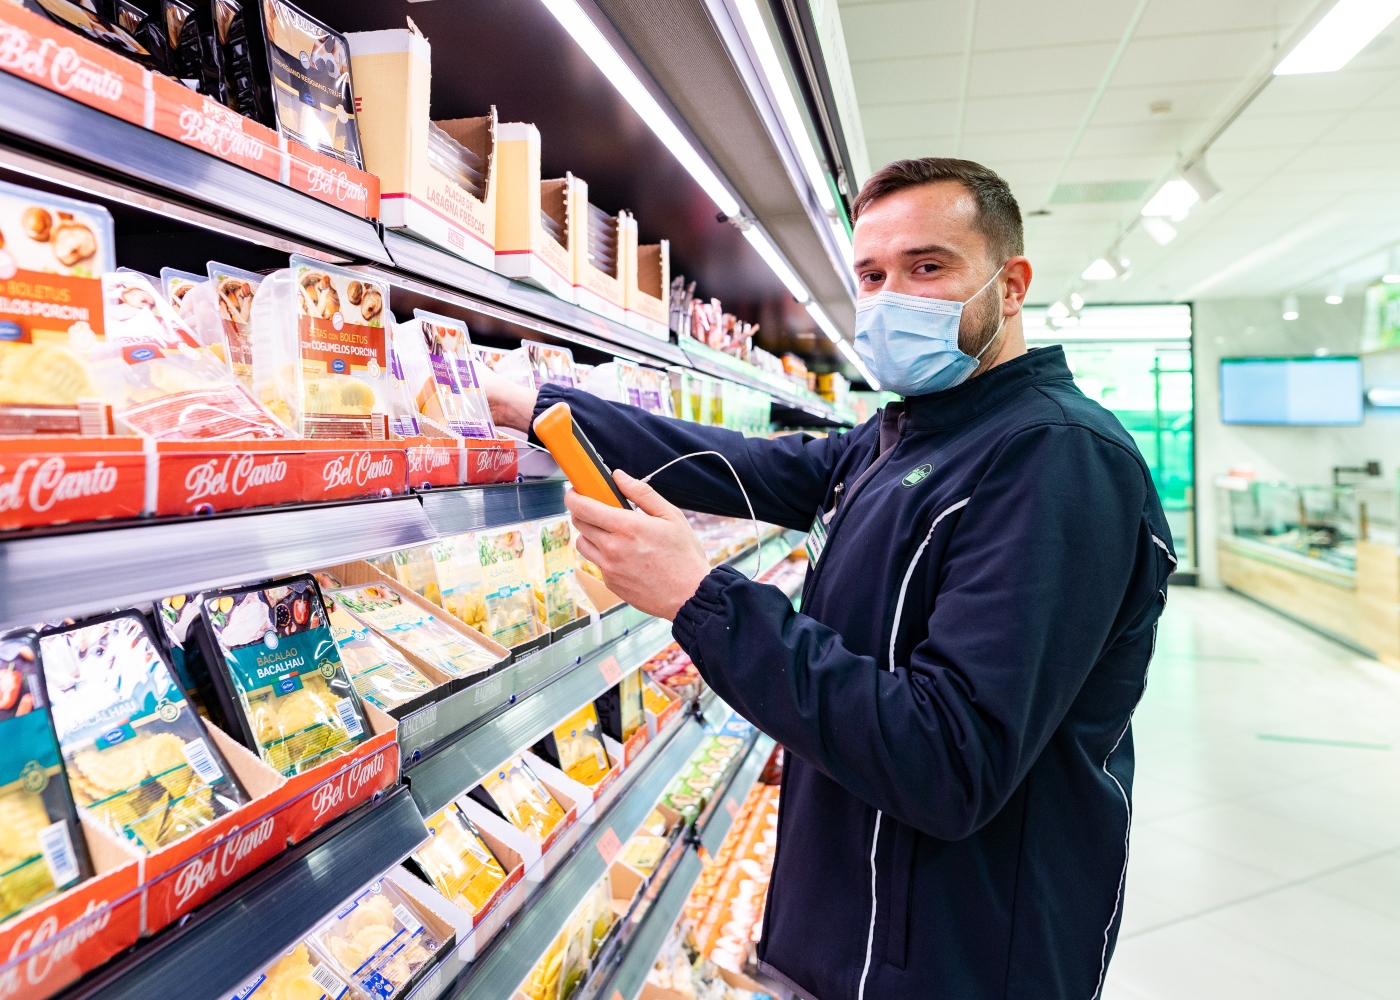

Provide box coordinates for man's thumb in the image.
[614,469,674,518]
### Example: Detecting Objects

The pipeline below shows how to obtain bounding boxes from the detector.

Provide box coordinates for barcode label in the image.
[392,903,422,935]
[309,962,348,999]
[38,820,79,887]
[336,698,364,737]
[182,738,224,784]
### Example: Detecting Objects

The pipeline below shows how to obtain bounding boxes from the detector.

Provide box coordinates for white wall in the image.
[1193,296,1400,587]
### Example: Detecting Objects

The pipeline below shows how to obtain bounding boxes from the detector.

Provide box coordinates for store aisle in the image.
[1104,588,1400,999]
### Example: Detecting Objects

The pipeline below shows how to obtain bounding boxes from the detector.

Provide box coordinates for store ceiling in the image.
[835,0,1400,308]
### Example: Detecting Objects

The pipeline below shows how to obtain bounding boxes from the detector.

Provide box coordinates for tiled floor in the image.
[1103,586,1400,999]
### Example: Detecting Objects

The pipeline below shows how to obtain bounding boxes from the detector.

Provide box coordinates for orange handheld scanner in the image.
[532,401,633,509]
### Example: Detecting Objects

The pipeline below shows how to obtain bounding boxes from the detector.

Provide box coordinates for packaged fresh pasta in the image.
[161,268,206,319]
[534,704,611,787]
[476,527,538,648]
[384,320,419,438]
[312,880,445,999]
[413,803,508,918]
[38,612,249,851]
[400,311,495,440]
[260,0,364,169]
[0,180,111,416]
[208,261,264,389]
[525,517,578,631]
[0,634,91,922]
[619,834,667,876]
[153,592,222,724]
[200,577,369,776]
[387,547,441,605]
[231,941,351,1000]
[91,270,290,440]
[525,342,576,390]
[331,585,499,680]
[326,597,434,713]
[248,258,389,439]
[430,535,488,634]
[594,669,644,743]
[468,756,567,845]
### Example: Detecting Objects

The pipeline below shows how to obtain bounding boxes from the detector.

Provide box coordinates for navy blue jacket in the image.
[533,346,1174,1000]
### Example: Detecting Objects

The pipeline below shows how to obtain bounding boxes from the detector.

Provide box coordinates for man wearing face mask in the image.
[484,158,1174,1000]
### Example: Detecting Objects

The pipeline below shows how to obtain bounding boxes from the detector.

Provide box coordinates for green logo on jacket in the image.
[902,463,932,487]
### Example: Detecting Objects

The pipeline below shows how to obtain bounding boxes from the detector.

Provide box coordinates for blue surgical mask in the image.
[853,265,1008,396]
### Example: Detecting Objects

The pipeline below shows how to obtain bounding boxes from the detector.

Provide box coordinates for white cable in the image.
[641,450,764,579]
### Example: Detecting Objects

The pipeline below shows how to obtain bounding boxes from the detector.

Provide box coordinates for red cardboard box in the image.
[0,438,146,530]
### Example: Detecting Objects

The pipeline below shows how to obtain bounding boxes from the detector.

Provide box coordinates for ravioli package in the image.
[467,756,567,846]
[38,612,249,851]
[91,270,290,440]
[0,634,92,923]
[311,879,447,1000]
[0,179,112,416]
[153,592,221,724]
[230,941,351,1000]
[325,596,435,713]
[248,259,390,438]
[330,584,499,680]
[200,576,369,776]
[208,261,264,388]
[534,704,611,788]
[413,802,508,918]
[430,534,487,635]
[384,320,419,438]
[260,0,364,168]
[524,342,576,390]
[386,547,441,605]
[476,526,539,648]
[594,668,643,744]
[525,517,578,631]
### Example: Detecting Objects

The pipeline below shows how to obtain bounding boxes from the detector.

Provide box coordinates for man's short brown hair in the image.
[852,158,1024,264]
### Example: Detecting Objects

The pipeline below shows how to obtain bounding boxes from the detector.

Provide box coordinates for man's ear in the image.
[1002,257,1032,312]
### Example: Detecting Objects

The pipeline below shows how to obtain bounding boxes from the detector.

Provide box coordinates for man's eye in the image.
[917,263,939,274]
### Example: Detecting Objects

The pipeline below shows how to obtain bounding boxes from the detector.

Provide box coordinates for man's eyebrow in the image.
[901,244,954,258]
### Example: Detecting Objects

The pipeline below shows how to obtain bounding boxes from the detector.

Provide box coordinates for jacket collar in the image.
[901,345,1074,432]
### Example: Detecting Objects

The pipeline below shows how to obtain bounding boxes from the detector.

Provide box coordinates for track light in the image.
[1142,217,1178,245]
[1070,292,1085,311]
[1048,300,1070,318]
[1283,293,1300,321]
[1326,275,1346,305]
[1181,161,1223,205]
[1384,247,1400,283]
[1082,258,1117,281]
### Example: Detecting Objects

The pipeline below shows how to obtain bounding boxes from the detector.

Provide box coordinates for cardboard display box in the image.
[459,779,582,884]
[620,214,671,341]
[348,24,498,267]
[0,705,401,1000]
[494,124,576,302]
[0,3,379,219]
[569,181,626,324]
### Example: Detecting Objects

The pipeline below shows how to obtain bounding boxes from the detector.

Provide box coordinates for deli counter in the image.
[1216,477,1400,662]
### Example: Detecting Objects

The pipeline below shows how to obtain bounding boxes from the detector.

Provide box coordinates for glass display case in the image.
[1216,480,1397,573]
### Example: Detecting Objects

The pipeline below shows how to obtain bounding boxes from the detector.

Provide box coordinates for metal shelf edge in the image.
[596,848,704,1000]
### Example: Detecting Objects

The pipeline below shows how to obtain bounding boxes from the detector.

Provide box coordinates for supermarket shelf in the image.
[405,616,674,816]
[0,71,390,265]
[727,529,809,582]
[377,236,688,368]
[64,786,429,1000]
[677,339,851,427]
[697,733,776,857]
[450,710,710,1000]
[0,496,435,631]
[596,848,704,1000]
[417,479,568,538]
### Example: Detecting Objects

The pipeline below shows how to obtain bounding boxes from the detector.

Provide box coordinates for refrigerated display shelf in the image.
[445,704,714,1000]
[697,733,776,857]
[377,237,689,369]
[678,338,850,426]
[59,786,429,1000]
[417,479,567,538]
[0,494,436,631]
[0,70,389,266]
[405,615,674,816]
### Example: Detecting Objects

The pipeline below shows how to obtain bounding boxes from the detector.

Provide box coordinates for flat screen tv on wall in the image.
[1219,356,1363,426]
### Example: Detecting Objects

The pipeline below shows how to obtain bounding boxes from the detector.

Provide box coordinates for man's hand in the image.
[567,470,713,621]
[477,362,538,432]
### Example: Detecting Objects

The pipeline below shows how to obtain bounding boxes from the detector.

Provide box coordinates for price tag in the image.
[596,826,621,865]
[725,798,739,819]
[598,655,623,687]
[611,992,625,1000]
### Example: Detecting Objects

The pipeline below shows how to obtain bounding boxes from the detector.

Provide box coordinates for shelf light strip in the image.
[538,0,741,218]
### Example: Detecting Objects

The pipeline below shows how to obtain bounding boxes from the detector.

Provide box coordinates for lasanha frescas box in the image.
[621,213,671,340]
[348,22,496,265]
[569,177,626,324]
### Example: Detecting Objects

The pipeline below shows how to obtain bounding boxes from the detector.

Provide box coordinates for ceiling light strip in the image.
[1275,0,1400,74]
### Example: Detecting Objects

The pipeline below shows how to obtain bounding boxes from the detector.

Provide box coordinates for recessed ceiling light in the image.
[1283,293,1300,321]
[1275,0,1400,75]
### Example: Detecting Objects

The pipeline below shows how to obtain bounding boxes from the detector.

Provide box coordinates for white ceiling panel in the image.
[836,0,1400,305]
